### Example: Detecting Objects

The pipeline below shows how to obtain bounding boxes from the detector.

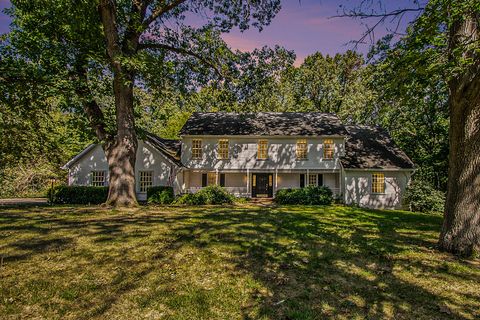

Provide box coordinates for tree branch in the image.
[138,42,224,77]
[143,0,188,28]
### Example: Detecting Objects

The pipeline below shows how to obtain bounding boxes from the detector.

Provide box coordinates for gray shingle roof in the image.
[341,125,414,169]
[180,112,349,136]
[145,133,182,167]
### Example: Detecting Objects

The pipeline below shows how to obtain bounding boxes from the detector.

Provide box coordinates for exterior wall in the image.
[181,136,345,171]
[343,170,412,209]
[68,141,180,200]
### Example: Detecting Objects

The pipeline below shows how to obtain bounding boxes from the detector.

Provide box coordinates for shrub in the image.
[275,186,333,205]
[174,186,234,205]
[147,186,174,205]
[404,180,445,213]
[48,185,108,204]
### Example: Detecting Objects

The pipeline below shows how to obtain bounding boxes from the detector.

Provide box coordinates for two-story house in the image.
[63,112,414,209]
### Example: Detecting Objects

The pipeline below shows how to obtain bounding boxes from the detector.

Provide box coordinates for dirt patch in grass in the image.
[0,205,478,319]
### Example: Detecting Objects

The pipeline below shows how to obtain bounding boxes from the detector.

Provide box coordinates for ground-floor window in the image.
[91,171,106,187]
[308,174,317,186]
[372,173,385,193]
[139,171,153,193]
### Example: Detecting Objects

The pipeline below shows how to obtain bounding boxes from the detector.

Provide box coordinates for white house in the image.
[63,112,414,208]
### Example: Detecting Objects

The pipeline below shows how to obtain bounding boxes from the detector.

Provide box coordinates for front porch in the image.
[181,170,341,198]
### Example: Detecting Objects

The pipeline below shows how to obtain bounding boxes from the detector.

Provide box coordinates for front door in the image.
[252,173,273,198]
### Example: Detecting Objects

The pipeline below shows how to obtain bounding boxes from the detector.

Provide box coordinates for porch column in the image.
[274,168,278,195]
[246,169,250,196]
[215,169,219,185]
[307,169,310,186]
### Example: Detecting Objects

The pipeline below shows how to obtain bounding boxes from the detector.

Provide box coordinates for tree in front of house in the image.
[4,0,282,206]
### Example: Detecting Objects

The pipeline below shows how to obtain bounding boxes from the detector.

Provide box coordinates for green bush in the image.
[275,186,333,205]
[404,180,445,213]
[48,185,108,204]
[147,186,174,204]
[174,185,234,205]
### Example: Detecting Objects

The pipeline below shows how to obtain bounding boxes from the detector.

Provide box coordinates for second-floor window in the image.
[192,139,202,159]
[218,139,229,159]
[323,139,334,159]
[257,139,268,160]
[91,171,106,186]
[296,139,307,159]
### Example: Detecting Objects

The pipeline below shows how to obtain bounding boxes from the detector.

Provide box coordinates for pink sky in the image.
[0,0,420,65]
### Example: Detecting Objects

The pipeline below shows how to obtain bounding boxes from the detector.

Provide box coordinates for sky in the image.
[0,0,420,65]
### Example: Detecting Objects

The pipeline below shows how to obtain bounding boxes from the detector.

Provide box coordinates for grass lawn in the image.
[0,204,479,320]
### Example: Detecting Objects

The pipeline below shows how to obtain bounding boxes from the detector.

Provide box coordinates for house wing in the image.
[341,125,414,169]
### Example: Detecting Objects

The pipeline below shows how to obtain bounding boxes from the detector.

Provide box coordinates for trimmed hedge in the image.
[175,185,234,205]
[275,186,333,205]
[147,186,174,205]
[404,180,445,213]
[48,185,108,204]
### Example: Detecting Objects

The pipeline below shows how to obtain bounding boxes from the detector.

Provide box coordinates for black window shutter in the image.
[300,174,305,188]
[201,173,207,187]
[220,174,226,187]
[318,174,323,186]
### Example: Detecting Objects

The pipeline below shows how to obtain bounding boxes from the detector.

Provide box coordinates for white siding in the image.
[343,170,412,209]
[68,141,179,200]
[181,136,345,171]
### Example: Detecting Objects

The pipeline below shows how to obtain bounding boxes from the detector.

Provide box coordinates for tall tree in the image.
[340,0,480,255]
[5,0,281,206]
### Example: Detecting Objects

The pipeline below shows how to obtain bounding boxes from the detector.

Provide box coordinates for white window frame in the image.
[217,139,229,159]
[91,171,106,187]
[257,139,268,160]
[371,173,385,194]
[192,139,203,160]
[139,171,153,193]
[308,174,317,187]
[323,139,334,159]
[296,139,308,160]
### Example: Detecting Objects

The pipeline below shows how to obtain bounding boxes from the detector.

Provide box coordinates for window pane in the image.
[218,139,229,159]
[192,139,202,159]
[296,139,307,159]
[257,140,268,159]
[139,171,153,193]
[308,174,317,186]
[323,139,334,159]
[91,171,106,187]
[372,173,385,193]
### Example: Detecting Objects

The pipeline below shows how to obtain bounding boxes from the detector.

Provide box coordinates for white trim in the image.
[344,168,414,172]
[62,144,96,169]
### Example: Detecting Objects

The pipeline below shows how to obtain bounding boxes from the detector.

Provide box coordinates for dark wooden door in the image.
[252,173,273,198]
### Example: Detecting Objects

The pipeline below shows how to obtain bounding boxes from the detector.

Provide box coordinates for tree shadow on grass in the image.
[0,205,478,319]
[163,206,479,319]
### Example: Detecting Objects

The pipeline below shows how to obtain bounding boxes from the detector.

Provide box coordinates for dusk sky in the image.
[0,0,420,65]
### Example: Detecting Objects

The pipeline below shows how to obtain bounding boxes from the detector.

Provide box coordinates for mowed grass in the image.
[0,205,479,320]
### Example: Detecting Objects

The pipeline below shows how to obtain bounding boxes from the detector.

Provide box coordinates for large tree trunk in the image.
[438,12,480,256]
[104,71,138,207]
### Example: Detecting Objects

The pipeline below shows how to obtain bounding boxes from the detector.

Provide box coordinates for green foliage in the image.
[275,186,333,205]
[147,186,174,205]
[174,186,234,205]
[404,180,445,213]
[48,185,108,205]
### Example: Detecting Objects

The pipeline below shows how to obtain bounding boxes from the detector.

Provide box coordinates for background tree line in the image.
[1,41,449,197]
